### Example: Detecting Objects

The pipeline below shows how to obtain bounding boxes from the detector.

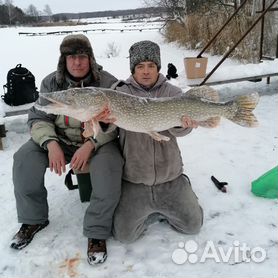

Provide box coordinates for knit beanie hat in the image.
[56,34,100,85]
[129,40,161,73]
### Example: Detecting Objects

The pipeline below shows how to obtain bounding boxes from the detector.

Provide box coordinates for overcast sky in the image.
[12,0,145,14]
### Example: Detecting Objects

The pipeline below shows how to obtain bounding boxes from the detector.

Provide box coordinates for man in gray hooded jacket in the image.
[112,40,203,243]
[10,34,123,265]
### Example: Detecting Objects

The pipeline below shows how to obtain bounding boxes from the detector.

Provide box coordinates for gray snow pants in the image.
[113,174,203,243]
[13,138,123,239]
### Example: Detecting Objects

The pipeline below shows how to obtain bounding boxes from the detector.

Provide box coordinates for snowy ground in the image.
[0,18,277,278]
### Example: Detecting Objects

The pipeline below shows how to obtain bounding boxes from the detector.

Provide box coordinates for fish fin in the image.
[82,121,94,138]
[82,119,101,138]
[198,116,221,128]
[227,92,259,127]
[148,132,170,142]
[92,118,101,138]
[82,130,93,138]
[185,85,220,102]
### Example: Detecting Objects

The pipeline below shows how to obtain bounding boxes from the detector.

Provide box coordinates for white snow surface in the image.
[0,18,277,278]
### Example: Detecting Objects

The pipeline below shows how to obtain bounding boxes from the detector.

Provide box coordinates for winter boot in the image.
[10,220,49,250]
[87,238,107,265]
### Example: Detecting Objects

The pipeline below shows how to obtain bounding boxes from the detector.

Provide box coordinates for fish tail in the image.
[227,92,259,127]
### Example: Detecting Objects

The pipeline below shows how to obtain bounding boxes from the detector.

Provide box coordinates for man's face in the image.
[133,61,159,88]
[66,54,90,79]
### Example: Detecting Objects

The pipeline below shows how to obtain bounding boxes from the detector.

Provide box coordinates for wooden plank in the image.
[17,27,162,36]
[205,73,278,85]
[187,72,278,87]
[4,109,29,117]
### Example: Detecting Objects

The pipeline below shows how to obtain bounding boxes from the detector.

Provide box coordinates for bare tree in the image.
[214,0,241,9]
[43,4,52,15]
[143,0,218,25]
[143,0,187,25]
[185,0,207,14]
[5,0,13,24]
[4,0,12,6]
[26,4,39,20]
[43,4,52,21]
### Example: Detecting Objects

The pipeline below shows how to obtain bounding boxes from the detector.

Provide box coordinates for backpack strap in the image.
[1,84,7,100]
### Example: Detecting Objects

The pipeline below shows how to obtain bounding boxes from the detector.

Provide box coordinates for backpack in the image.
[1,64,39,106]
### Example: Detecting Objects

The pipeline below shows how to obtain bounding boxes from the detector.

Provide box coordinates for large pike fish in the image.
[35,85,259,141]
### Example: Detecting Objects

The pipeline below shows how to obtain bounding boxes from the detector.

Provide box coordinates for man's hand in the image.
[181,115,199,129]
[94,105,116,124]
[47,140,66,176]
[82,105,117,138]
[70,140,95,171]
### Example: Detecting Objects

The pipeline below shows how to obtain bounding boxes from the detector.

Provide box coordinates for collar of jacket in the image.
[64,72,93,88]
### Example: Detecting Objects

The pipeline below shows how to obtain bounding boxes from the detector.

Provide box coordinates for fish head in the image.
[35,87,108,122]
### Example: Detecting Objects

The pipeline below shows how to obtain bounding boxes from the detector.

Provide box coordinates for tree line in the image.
[0,0,53,25]
[0,1,167,26]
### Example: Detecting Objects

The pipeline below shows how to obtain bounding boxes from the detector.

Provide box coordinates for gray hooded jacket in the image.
[28,65,118,150]
[114,74,192,186]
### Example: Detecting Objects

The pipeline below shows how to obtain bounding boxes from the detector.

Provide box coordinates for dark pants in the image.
[13,139,123,239]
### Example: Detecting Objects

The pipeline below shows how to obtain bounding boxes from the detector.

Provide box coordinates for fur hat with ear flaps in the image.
[56,34,100,85]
